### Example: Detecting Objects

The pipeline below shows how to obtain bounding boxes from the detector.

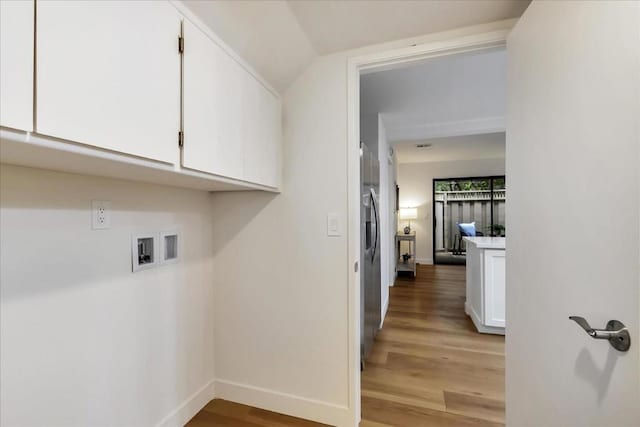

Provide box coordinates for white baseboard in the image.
[214,379,353,427]
[155,379,215,427]
[467,302,482,330]
[380,296,390,328]
[466,302,505,336]
[415,258,433,265]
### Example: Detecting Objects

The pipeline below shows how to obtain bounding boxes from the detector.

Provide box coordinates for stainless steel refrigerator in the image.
[360,143,381,365]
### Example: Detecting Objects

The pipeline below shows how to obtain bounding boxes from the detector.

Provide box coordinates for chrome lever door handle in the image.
[569,316,594,335]
[569,316,631,352]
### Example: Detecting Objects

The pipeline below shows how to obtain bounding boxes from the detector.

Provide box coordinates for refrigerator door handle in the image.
[370,188,379,262]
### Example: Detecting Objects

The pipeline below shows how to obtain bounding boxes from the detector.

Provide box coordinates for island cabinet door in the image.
[483,250,505,327]
[36,1,181,164]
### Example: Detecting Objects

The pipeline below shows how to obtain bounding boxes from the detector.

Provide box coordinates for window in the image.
[433,176,506,265]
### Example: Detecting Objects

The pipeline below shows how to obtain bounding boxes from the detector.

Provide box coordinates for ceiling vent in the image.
[416,143,432,148]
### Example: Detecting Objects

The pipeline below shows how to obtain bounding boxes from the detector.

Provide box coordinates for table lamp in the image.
[400,207,417,234]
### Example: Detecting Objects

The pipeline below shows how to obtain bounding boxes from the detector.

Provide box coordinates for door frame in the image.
[432,175,506,264]
[346,28,511,425]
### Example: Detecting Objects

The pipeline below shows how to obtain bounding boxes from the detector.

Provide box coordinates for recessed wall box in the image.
[132,233,158,272]
[160,230,180,265]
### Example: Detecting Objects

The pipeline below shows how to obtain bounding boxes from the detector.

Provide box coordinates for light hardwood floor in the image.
[360,264,505,426]
[186,399,329,426]
[187,264,504,426]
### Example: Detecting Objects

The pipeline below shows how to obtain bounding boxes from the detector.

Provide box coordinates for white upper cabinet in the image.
[0,0,34,131]
[36,1,181,164]
[182,19,282,188]
[242,74,282,188]
[1,1,281,191]
[182,19,244,180]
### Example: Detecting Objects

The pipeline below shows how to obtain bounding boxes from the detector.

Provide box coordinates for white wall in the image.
[359,112,378,156]
[0,14,518,427]
[397,158,505,264]
[0,165,215,427]
[377,117,397,325]
[209,51,351,426]
[207,19,515,427]
[360,111,396,325]
[360,49,506,142]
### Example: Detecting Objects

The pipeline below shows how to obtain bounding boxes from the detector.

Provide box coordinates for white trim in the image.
[466,302,505,335]
[356,30,510,74]
[380,295,390,328]
[346,45,362,427]
[347,27,510,427]
[154,379,215,427]
[214,379,352,427]
[415,257,433,265]
[384,115,506,141]
[0,129,278,192]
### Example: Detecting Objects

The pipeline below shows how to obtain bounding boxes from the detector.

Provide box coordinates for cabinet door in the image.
[182,19,243,180]
[262,88,282,188]
[0,0,33,131]
[36,1,180,164]
[242,76,281,188]
[483,250,506,327]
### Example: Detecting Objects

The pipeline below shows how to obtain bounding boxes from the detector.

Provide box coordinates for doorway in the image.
[348,28,511,426]
[433,175,506,265]
[355,43,508,425]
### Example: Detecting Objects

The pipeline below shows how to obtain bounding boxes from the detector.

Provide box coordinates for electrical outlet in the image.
[92,200,111,230]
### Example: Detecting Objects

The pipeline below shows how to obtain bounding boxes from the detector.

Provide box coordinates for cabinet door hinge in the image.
[178,131,184,148]
[178,36,184,54]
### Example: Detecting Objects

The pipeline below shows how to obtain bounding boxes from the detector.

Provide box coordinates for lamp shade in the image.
[399,207,418,220]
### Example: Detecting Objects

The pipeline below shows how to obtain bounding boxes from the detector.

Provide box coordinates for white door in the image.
[507,1,639,426]
[36,1,180,164]
[0,0,33,131]
[182,19,244,180]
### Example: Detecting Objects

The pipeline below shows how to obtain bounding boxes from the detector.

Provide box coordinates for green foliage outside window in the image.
[435,178,504,192]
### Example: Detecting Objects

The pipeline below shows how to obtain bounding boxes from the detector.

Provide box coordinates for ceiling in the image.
[362,48,506,142]
[394,133,506,164]
[182,0,316,93]
[184,0,530,93]
[288,0,530,55]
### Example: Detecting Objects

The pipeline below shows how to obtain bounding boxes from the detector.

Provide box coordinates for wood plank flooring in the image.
[186,264,504,426]
[361,264,505,426]
[186,399,328,427]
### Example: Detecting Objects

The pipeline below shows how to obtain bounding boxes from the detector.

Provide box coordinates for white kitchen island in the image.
[464,237,505,335]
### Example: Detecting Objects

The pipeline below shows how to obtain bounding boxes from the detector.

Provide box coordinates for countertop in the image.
[463,236,506,249]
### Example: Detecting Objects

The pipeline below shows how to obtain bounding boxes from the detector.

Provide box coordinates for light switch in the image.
[327,213,340,237]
